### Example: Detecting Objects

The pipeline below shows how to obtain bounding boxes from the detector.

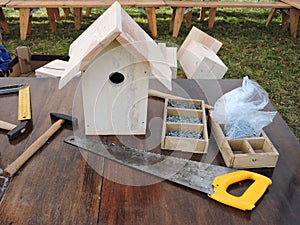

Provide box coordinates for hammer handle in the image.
[148,89,213,110]
[4,119,65,177]
[0,120,16,131]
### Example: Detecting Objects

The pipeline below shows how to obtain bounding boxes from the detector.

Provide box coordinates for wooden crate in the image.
[161,98,208,153]
[210,114,279,168]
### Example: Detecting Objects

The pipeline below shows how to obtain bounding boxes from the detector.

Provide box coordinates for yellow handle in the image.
[209,170,272,211]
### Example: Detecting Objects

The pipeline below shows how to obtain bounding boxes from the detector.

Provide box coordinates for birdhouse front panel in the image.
[81,41,150,135]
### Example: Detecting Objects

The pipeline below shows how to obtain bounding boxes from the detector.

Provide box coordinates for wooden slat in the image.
[281,0,300,9]
[165,1,291,8]
[0,0,10,6]
[7,0,166,8]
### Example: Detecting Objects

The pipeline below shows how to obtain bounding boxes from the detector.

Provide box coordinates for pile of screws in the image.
[167,115,202,124]
[166,131,202,139]
[168,100,201,110]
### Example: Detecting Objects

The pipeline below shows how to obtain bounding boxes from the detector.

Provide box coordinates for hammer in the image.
[4,112,78,177]
[0,119,31,140]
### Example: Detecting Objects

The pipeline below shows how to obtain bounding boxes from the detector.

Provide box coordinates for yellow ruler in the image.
[18,85,31,120]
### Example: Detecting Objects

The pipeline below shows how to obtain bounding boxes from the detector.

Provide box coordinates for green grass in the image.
[1,7,299,139]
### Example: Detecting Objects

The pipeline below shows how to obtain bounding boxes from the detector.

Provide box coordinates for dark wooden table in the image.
[0,77,299,225]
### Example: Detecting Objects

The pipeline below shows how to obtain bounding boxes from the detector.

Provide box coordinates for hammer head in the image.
[50,112,78,127]
[7,120,31,141]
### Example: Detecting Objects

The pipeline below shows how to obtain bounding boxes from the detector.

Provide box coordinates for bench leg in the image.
[19,8,30,40]
[74,8,82,30]
[290,8,299,38]
[185,10,192,29]
[266,8,276,27]
[0,8,9,34]
[200,8,208,21]
[172,7,185,37]
[208,0,218,29]
[54,8,61,22]
[27,16,32,34]
[46,8,57,32]
[63,8,70,17]
[146,8,157,38]
[86,7,92,16]
[170,8,175,33]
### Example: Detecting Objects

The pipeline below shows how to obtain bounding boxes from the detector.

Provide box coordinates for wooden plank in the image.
[46,8,57,32]
[158,43,177,78]
[19,8,30,40]
[179,40,227,79]
[0,0,10,6]
[73,7,82,30]
[280,0,300,9]
[165,1,291,8]
[81,41,150,135]
[7,0,166,8]
[172,7,185,37]
[208,0,218,29]
[0,7,9,34]
[145,7,157,38]
[118,5,172,90]
[290,7,300,38]
[178,26,222,55]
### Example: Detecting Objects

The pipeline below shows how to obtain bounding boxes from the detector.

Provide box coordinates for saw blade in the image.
[64,136,236,194]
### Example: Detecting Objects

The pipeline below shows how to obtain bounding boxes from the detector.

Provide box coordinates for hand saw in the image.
[64,136,272,211]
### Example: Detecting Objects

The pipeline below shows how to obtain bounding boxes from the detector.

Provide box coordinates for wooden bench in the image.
[165,0,297,37]
[6,0,166,40]
[4,0,299,40]
[279,0,300,37]
[0,0,10,34]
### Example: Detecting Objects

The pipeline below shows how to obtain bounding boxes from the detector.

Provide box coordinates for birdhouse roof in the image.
[59,1,172,90]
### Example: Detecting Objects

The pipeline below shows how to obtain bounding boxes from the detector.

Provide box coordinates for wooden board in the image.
[179,40,227,79]
[118,6,172,90]
[158,43,177,79]
[161,98,208,153]
[178,26,222,56]
[280,0,300,9]
[164,1,291,8]
[81,41,150,135]
[210,113,279,168]
[7,0,166,8]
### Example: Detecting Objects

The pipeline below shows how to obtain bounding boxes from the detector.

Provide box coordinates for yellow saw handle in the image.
[209,170,272,211]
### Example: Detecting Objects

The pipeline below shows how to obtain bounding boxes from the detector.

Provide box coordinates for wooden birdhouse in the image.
[59,1,172,135]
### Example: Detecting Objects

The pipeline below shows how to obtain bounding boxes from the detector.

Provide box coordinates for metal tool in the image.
[0,119,30,140]
[0,84,31,140]
[3,112,78,177]
[64,135,272,211]
[0,84,25,94]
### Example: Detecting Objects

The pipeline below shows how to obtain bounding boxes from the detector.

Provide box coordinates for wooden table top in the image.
[0,77,299,225]
[6,0,166,8]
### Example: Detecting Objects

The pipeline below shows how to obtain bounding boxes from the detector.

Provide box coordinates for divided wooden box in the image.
[161,98,208,153]
[210,115,279,168]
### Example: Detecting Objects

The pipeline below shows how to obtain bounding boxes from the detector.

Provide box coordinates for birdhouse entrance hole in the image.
[109,72,125,85]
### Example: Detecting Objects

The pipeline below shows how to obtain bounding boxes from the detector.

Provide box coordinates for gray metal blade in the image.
[64,136,236,195]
